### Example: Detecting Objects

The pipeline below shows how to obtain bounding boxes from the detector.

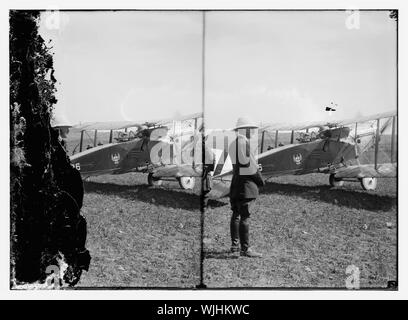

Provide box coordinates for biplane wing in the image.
[158,112,203,125]
[152,164,202,178]
[72,113,204,154]
[136,112,203,128]
[70,112,206,190]
[332,110,396,128]
[74,112,203,131]
[262,110,396,131]
[74,121,143,131]
[333,163,396,179]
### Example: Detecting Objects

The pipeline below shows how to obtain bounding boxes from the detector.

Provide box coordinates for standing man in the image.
[229,118,265,257]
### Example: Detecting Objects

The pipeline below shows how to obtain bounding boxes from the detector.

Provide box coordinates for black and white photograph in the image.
[203,10,398,288]
[5,1,404,297]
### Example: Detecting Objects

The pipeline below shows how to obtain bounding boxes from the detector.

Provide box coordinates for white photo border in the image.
[1,0,406,300]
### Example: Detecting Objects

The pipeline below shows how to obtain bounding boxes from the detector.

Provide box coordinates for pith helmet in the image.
[51,114,72,128]
[233,117,259,130]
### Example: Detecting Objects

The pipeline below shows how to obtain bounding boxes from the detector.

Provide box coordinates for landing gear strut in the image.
[329,173,344,187]
[360,177,377,191]
[147,172,163,186]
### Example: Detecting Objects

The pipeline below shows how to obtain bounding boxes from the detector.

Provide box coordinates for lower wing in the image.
[151,164,202,178]
[334,163,397,179]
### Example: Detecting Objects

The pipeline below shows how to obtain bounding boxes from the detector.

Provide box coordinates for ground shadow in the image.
[205,249,239,260]
[261,182,396,212]
[84,181,225,211]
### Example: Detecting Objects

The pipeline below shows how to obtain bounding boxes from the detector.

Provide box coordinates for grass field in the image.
[76,173,202,288]
[204,174,397,288]
[67,129,397,288]
[75,171,397,288]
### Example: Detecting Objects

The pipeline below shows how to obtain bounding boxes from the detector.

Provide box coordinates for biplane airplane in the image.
[207,110,397,199]
[69,113,205,190]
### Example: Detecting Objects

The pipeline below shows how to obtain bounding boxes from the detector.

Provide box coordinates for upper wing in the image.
[262,121,327,131]
[149,112,203,127]
[74,121,143,131]
[169,112,203,123]
[263,110,396,131]
[73,112,203,131]
[334,110,396,127]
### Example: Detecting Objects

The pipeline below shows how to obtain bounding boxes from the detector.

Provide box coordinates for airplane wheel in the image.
[148,173,163,187]
[329,174,344,187]
[178,177,195,190]
[360,177,377,191]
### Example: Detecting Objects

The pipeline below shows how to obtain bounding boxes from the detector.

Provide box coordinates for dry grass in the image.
[76,171,397,289]
[204,174,397,288]
[76,173,202,288]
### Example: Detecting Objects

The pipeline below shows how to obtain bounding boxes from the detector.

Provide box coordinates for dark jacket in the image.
[229,134,264,200]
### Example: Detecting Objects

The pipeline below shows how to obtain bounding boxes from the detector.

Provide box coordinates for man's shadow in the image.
[84,181,225,212]
[261,181,396,212]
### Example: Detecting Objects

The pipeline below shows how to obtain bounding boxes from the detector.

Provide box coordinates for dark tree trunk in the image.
[10,10,90,287]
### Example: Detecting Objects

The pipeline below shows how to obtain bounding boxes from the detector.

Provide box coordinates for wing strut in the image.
[93,130,98,147]
[79,130,84,152]
[391,116,396,163]
[374,119,380,170]
[260,130,265,153]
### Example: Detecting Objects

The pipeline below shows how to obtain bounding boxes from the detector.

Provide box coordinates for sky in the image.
[39,10,397,129]
[39,11,203,124]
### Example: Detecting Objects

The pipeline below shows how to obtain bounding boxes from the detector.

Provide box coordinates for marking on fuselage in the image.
[293,153,303,165]
[111,153,121,164]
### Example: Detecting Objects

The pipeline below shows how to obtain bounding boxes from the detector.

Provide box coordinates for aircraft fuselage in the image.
[69,138,168,177]
[258,139,357,177]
